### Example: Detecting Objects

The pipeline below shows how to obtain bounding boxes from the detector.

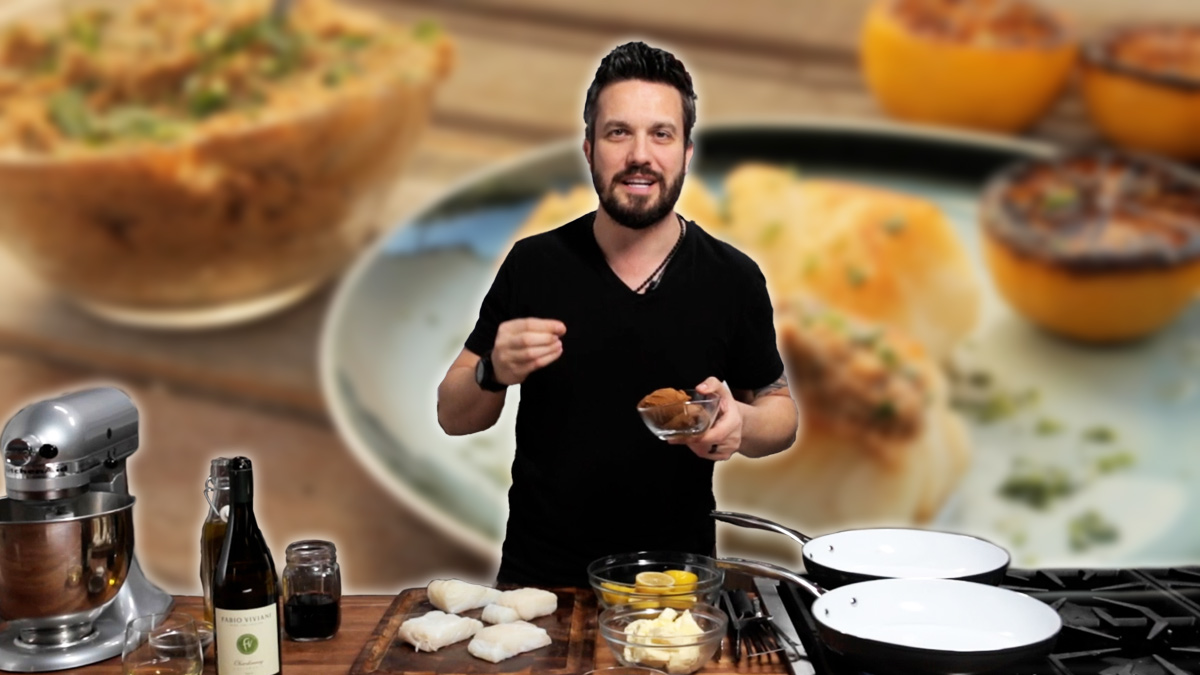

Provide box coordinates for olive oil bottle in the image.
[212,457,282,675]
[201,457,231,625]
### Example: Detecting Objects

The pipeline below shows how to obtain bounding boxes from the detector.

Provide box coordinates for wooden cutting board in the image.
[349,587,597,674]
[350,587,790,675]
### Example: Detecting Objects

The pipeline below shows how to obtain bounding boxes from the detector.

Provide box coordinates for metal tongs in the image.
[721,589,801,664]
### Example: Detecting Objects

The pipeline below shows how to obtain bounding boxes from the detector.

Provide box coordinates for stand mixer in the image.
[0,387,173,671]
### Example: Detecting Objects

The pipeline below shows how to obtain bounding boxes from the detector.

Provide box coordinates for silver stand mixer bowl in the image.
[0,387,173,671]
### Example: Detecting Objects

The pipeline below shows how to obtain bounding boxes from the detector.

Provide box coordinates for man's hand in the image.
[492,318,567,385]
[667,377,742,461]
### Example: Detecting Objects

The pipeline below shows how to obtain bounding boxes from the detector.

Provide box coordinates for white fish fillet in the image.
[427,579,503,613]
[481,603,521,624]
[397,611,483,652]
[467,621,552,663]
[496,587,558,621]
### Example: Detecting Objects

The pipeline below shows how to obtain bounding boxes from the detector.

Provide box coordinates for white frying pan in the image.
[717,558,1061,675]
[713,511,1010,588]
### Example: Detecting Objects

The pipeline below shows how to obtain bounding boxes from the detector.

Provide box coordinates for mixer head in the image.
[1,387,138,500]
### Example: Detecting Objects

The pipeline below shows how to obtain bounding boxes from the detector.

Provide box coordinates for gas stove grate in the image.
[777,566,1200,675]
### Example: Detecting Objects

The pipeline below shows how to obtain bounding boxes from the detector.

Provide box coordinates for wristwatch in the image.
[474,351,508,392]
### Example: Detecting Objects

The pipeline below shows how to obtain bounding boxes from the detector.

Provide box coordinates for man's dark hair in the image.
[583,41,697,146]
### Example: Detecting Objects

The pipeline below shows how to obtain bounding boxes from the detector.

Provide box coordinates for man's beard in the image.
[592,162,686,231]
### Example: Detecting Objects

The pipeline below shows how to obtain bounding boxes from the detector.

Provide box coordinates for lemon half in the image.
[664,569,698,591]
[634,571,676,594]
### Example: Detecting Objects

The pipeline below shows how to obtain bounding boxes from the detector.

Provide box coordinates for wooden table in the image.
[56,596,393,675]
[0,0,1184,597]
[61,592,791,675]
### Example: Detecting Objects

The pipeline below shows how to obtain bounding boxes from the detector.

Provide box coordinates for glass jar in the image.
[199,457,231,626]
[281,540,341,641]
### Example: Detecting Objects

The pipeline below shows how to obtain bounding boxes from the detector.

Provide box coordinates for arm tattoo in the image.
[752,374,790,400]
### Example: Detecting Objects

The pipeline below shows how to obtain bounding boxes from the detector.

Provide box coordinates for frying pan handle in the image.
[711,510,813,544]
[715,557,826,599]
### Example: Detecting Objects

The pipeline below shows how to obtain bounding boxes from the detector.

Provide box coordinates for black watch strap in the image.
[475,351,508,392]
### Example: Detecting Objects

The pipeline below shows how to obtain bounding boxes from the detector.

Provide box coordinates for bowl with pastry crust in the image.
[0,0,452,328]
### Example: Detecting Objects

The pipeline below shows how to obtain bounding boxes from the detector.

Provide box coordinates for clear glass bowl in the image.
[583,662,672,667]
[0,0,451,328]
[637,390,720,440]
[597,602,727,675]
[587,551,724,610]
[194,620,214,652]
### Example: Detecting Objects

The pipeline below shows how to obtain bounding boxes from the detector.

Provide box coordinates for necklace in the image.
[634,215,686,294]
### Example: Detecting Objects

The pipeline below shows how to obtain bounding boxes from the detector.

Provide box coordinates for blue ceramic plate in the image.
[320,120,1200,567]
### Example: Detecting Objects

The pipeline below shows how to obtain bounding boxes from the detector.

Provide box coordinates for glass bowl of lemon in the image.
[587,551,724,610]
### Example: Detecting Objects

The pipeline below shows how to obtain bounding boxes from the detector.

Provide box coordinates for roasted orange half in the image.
[860,0,1077,132]
[981,151,1200,343]
[1081,25,1200,161]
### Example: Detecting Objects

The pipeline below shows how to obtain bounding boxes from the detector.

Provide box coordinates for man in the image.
[436,41,799,586]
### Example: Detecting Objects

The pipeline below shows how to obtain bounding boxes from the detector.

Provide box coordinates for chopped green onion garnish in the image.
[48,89,93,140]
[760,221,783,246]
[1096,450,1135,473]
[1068,510,1118,552]
[1083,426,1117,443]
[999,466,1075,510]
[413,19,440,42]
[1043,186,1079,211]
[1034,418,1062,436]
[882,214,906,235]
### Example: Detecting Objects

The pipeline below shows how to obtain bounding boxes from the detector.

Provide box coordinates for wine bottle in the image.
[212,457,282,675]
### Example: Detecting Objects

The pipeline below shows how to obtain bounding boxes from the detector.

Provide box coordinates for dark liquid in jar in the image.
[284,592,340,641]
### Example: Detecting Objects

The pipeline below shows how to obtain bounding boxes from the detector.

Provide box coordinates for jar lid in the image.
[286,540,337,564]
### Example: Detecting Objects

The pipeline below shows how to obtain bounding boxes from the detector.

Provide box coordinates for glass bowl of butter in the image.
[597,603,727,675]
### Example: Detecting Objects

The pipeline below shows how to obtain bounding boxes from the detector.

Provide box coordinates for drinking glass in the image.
[122,612,204,675]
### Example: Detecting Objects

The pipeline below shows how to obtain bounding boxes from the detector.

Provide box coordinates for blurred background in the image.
[0,0,1197,598]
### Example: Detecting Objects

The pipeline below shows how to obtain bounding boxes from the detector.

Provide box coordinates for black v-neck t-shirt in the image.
[465,211,784,586]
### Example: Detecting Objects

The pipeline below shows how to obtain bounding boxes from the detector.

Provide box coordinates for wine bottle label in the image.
[215,605,280,675]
